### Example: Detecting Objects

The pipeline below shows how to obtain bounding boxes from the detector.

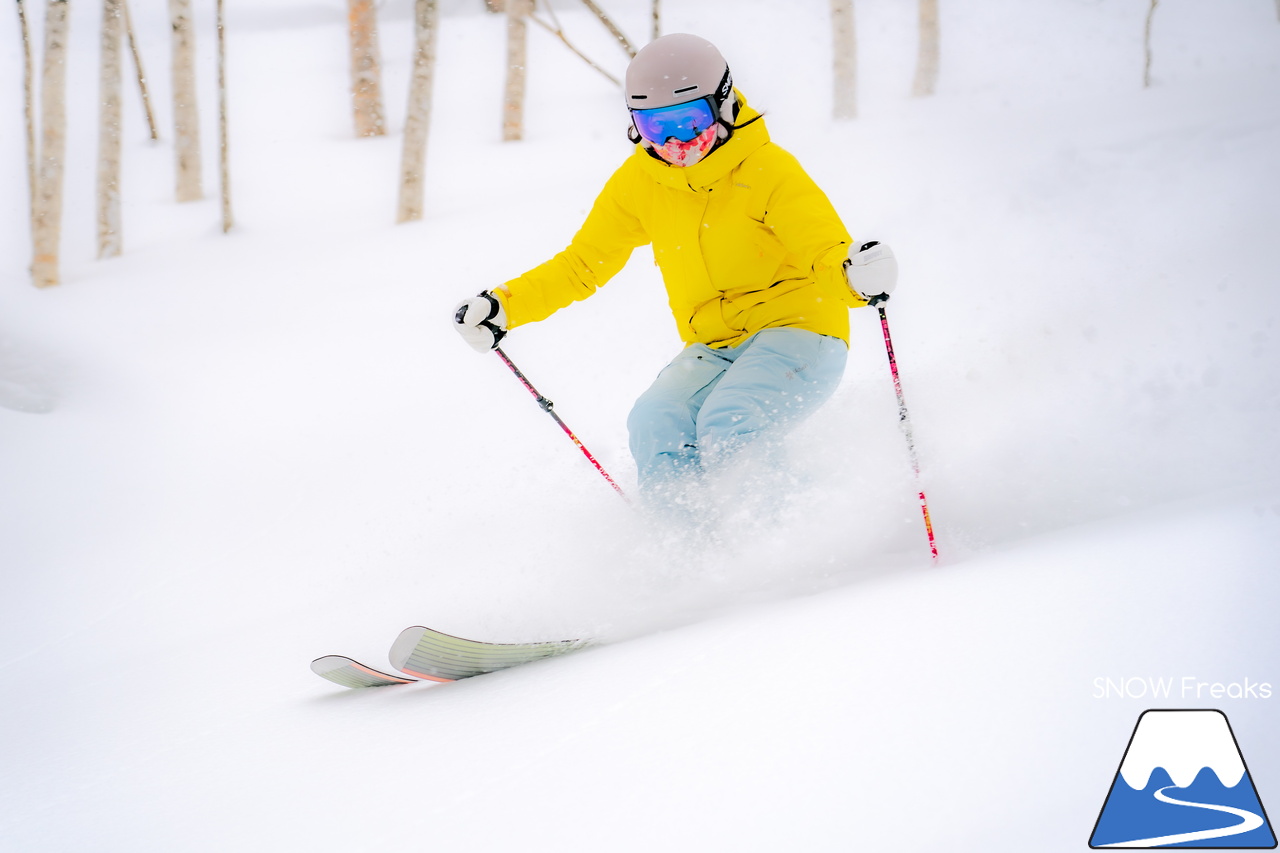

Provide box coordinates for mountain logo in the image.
[1090,709,1276,848]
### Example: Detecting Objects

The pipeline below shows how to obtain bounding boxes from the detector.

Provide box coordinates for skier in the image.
[454,33,897,514]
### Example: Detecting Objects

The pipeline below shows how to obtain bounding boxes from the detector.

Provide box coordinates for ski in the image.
[389,625,591,682]
[310,655,418,688]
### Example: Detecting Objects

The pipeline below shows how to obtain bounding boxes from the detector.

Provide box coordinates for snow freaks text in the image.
[1093,676,1274,701]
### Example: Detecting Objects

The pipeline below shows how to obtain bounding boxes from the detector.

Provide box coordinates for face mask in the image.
[651,125,719,167]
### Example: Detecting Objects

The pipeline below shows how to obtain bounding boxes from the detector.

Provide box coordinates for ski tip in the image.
[388,626,428,673]
[388,625,591,682]
[310,655,418,689]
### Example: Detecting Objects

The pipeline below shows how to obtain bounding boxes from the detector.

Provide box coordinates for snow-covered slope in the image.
[2,1,1278,850]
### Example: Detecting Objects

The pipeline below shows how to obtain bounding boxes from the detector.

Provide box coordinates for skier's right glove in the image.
[453,291,507,352]
[845,240,898,306]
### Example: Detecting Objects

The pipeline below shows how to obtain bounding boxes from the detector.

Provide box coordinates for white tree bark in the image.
[169,0,203,201]
[122,0,158,141]
[33,0,70,288]
[651,0,660,41]
[347,0,386,137]
[217,0,232,232]
[397,0,440,223]
[98,0,125,258]
[18,0,38,231]
[910,0,939,98]
[503,0,532,142]
[1143,0,1158,88]
[831,0,856,119]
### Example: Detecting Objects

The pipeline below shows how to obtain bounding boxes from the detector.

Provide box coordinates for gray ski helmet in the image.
[625,33,733,114]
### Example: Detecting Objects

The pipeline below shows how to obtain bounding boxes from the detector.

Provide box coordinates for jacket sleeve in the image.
[494,163,650,329]
[759,150,867,309]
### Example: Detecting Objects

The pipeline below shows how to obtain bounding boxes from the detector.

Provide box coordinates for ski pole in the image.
[872,297,938,561]
[493,346,628,501]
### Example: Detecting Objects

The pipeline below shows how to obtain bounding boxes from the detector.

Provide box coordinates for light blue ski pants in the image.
[627,328,848,493]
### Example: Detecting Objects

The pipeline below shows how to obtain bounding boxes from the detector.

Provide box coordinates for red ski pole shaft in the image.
[493,347,628,501]
[875,300,938,561]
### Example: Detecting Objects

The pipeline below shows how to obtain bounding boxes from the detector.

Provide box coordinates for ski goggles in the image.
[630,98,718,145]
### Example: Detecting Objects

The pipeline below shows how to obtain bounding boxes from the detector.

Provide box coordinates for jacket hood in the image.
[631,90,769,192]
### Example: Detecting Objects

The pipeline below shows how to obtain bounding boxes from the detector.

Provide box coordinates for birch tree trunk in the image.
[122,0,158,140]
[217,0,232,231]
[397,0,440,223]
[503,0,532,142]
[831,0,856,119]
[98,0,124,258]
[651,0,660,41]
[347,0,386,137]
[33,0,70,288]
[1143,0,1158,88]
[169,0,203,201]
[18,0,38,231]
[910,0,939,98]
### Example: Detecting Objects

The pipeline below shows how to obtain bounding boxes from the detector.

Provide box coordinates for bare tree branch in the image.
[579,0,636,58]
[121,0,159,140]
[530,0,619,87]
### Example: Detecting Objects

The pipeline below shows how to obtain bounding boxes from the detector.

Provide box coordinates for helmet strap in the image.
[714,90,741,141]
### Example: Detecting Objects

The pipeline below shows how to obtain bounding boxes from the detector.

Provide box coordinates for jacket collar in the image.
[632,90,769,192]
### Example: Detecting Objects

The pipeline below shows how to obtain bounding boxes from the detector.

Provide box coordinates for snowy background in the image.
[2,0,1279,850]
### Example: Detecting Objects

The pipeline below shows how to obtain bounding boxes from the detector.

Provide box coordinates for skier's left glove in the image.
[845,241,898,306]
[453,291,507,352]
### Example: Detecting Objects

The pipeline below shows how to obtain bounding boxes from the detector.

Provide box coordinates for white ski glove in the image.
[453,291,508,352]
[845,240,898,305]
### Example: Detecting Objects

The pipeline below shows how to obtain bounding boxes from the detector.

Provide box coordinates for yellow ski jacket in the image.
[495,94,864,349]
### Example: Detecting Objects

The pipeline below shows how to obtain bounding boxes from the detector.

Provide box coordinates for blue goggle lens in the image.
[631,99,717,144]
